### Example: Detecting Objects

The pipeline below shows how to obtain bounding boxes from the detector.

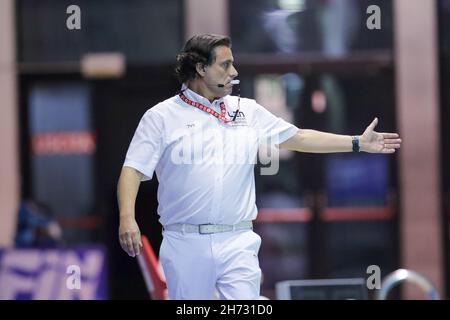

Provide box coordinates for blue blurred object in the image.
[14,200,62,247]
[326,154,389,207]
[0,246,107,299]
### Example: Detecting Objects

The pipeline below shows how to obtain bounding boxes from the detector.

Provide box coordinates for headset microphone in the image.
[230,80,241,121]
[206,79,241,121]
[217,79,240,88]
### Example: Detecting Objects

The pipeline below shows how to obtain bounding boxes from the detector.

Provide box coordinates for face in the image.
[202,46,238,98]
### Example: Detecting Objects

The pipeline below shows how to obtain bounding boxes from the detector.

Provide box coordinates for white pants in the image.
[159,229,262,300]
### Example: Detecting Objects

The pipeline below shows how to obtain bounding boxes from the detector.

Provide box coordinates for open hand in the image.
[360,117,402,153]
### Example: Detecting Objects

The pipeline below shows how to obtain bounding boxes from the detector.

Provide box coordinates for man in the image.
[117,34,402,300]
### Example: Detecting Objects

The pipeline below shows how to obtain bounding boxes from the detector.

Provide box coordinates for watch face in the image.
[352,136,360,152]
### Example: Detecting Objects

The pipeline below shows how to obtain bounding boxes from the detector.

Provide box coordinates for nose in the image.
[230,64,238,78]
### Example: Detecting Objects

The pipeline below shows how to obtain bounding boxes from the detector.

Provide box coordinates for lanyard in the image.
[179,92,231,124]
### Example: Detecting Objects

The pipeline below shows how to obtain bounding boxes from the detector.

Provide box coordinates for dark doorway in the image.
[92,66,178,299]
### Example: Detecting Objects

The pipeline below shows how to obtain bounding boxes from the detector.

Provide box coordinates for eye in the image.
[222,62,231,69]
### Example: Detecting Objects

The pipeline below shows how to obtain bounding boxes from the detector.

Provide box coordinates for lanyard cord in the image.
[179,92,231,123]
[231,85,241,122]
[178,86,241,122]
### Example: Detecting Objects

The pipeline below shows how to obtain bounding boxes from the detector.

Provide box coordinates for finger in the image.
[120,237,132,256]
[381,133,399,139]
[367,117,378,131]
[125,233,136,257]
[385,144,401,149]
[384,138,402,144]
[119,236,128,253]
[382,148,395,154]
[133,233,141,256]
[383,141,400,148]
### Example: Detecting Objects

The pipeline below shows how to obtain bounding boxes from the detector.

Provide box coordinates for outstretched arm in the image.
[279,118,402,154]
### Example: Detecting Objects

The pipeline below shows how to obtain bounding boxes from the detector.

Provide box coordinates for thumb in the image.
[367,117,378,131]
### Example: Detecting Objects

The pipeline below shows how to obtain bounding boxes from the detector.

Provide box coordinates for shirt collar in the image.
[181,83,225,106]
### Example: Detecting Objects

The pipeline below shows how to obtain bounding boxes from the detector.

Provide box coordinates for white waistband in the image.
[163,221,253,234]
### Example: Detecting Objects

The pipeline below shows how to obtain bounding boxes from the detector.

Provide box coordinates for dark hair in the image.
[174,34,231,84]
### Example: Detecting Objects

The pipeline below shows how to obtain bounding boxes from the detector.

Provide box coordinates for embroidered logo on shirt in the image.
[227,111,245,119]
[227,110,248,126]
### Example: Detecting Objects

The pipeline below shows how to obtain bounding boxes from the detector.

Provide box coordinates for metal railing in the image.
[377,268,440,300]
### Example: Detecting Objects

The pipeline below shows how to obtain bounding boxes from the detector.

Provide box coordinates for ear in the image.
[196,63,206,77]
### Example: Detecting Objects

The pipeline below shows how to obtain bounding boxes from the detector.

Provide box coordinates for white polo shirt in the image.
[123,86,299,226]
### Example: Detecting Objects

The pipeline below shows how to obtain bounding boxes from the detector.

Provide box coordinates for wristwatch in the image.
[352,136,360,152]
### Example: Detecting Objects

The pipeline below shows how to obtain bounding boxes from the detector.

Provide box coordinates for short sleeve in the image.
[123,108,164,181]
[253,100,299,146]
